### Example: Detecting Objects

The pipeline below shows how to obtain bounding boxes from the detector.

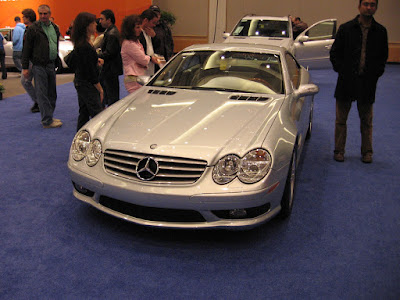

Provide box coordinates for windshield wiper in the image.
[190,86,250,93]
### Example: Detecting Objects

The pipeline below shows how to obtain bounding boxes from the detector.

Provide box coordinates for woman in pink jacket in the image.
[121,14,158,93]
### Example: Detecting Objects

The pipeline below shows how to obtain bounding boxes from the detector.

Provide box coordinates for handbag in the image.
[64,50,76,71]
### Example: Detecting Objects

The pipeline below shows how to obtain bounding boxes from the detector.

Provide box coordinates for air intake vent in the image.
[148,89,176,95]
[230,95,270,102]
[104,150,207,184]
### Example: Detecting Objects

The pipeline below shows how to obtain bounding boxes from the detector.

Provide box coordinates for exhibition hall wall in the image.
[0,0,398,61]
[0,0,151,36]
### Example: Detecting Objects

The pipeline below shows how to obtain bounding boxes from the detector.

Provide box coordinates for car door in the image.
[285,52,311,140]
[0,28,14,68]
[293,19,337,69]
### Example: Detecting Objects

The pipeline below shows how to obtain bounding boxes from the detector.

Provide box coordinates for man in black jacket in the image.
[139,9,160,76]
[330,0,388,163]
[22,4,62,128]
[98,9,123,106]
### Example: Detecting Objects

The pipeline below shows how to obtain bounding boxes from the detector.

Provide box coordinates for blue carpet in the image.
[1,67,399,299]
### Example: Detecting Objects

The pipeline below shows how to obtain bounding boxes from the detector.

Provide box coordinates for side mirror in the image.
[222,32,230,39]
[295,83,319,97]
[298,35,310,43]
[137,76,151,86]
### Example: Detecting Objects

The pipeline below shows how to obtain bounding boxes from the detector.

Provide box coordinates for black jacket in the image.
[153,21,174,61]
[21,21,60,69]
[330,15,388,103]
[99,24,123,77]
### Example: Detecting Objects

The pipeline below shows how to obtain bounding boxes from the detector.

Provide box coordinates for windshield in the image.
[150,50,283,94]
[232,19,290,38]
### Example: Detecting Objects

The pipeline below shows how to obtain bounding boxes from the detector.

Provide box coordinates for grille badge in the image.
[136,157,159,181]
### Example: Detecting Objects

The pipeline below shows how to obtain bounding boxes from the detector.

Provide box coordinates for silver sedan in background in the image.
[0,27,73,72]
[223,15,337,69]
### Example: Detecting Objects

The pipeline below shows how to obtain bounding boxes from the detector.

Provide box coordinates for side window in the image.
[305,20,337,41]
[0,29,11,41]
[285,53,301,89]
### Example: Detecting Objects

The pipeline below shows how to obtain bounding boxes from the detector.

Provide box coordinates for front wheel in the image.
[279,149,297,218]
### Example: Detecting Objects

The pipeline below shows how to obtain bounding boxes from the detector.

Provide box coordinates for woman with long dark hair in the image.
[120,14,158,93]
[71,12,104,131]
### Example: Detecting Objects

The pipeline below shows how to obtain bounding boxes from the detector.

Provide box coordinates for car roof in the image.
[240,15,290,21]
[183,43,285,55]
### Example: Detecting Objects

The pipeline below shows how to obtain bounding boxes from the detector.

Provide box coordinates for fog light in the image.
[229,209,247,219]
[72,182,94,197]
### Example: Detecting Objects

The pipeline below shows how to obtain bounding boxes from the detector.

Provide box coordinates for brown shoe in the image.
[334,152,344,162]
[362,153,373,163]
[43,119,63,128]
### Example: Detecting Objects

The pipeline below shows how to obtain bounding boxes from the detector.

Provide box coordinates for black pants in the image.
[101,75,120,107]
[0,50,7,79]
[74,80,103,131]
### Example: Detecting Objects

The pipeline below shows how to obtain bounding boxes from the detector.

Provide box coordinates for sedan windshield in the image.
[232,19,290,38]
[150,50,283,94]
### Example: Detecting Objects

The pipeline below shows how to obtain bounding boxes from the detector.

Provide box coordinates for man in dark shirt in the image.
[98,9,123,106]
[330,0,388,163]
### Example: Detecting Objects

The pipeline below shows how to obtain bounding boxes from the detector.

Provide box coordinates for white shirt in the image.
[142,30,155,76]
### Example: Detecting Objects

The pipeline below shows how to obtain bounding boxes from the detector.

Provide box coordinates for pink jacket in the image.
[121,40,150,76]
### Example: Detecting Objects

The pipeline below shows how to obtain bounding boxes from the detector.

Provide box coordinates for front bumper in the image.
[68,160,287,229]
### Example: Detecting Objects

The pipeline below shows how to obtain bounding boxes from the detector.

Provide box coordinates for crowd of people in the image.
[3,0,388,164]
[8,4,174,131]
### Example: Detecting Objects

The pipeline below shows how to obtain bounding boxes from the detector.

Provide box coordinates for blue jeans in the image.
[32,63,57,126]
[13,51,23,72]
[21,62,37,103]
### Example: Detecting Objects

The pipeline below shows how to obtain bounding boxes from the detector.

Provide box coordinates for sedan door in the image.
[0,28,14,68]
[293,19,337,69]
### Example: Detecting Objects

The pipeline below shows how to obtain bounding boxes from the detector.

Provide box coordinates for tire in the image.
[306,100,313,140]
[279,149,297,218]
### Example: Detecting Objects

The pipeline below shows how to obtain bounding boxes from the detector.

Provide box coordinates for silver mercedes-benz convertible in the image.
[68,43,319,229]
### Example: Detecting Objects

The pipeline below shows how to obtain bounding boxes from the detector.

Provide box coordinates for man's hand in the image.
[144,27,156,38]
[22,69,30,79]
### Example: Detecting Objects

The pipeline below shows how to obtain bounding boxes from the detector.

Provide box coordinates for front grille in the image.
[99,196,205,222]
[104,149,207,184]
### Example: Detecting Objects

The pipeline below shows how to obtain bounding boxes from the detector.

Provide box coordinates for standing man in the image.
[13,16,26,72]
[0,32,6,80]
[330,0,388,163]
[22,4,62,128]
[150,5,174,62]
[139,9,160,76]
[98,9,123,106]
[21,8,39,113]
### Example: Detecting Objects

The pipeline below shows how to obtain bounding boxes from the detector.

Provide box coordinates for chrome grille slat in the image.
[104,149,207,184]
[104,161,138,174]
[105,156,138,167]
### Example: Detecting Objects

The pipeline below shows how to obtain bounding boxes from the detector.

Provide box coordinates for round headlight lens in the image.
[86,139,102,167]
[72,131,91,161]
[213,154,240,184]
[238,149,272,183]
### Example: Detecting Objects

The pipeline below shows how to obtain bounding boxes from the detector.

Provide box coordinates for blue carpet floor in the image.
[1,66,399,299]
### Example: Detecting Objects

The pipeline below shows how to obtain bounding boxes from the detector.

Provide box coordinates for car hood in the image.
[94,88,284,164]
[224,36,292,50]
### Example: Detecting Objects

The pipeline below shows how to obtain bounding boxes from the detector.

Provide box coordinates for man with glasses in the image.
[330,0,388,163]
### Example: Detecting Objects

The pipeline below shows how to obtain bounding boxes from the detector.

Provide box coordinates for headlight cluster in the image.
[71,130,102,167]
[213,149,272,184]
